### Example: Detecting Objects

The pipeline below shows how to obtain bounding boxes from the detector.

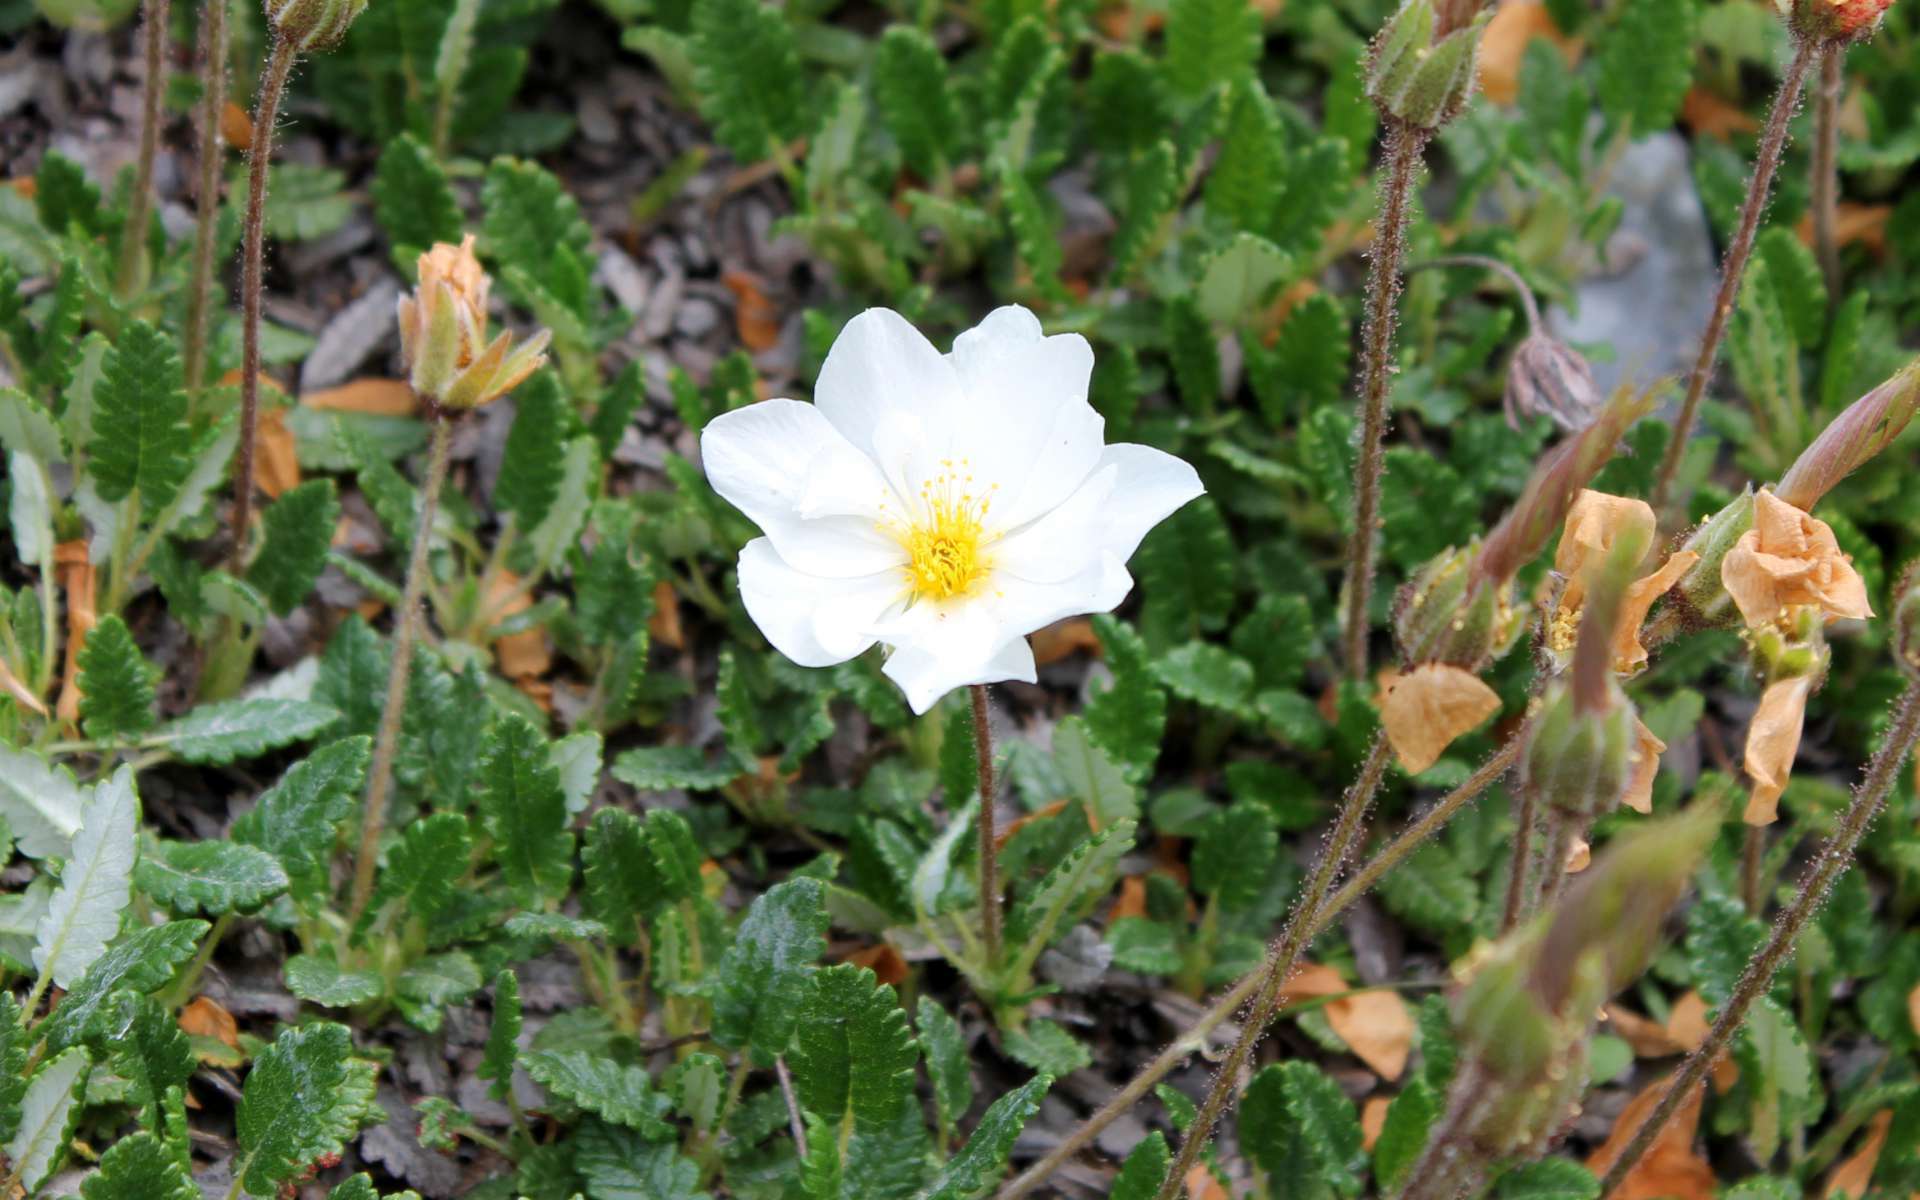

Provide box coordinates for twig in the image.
[183,0,232,396]
[228,35,299,573]
[115,0,171,299]
[1343,118,1432,680]
[1810,44,1845,304]
[347,406,453,924]
[1597,681,1920,1198]
[1151,734,1395,1200]
[970,684,1003,967]
[1649,38,1818,513]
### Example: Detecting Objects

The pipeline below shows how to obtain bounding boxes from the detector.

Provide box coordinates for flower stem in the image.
[1597,681,1920,1199]
[970,684,1003,968]
[1649,37,1817,514]
[1810,44,1845,304]
[228,35,299,574]
[1342,118,1431,680]
[347,406,453,926]
[1151,733,1394,1200]
[1501,775,1540,933]
[115,0,171,300]
[993,731,1522,1200]
[183,0,232,398]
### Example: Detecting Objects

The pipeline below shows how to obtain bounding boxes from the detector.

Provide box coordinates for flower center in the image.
[894,460,996,602]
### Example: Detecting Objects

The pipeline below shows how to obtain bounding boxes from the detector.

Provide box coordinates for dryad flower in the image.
[1720,490,1872,628]
[701,306,1204,714]
[1550,491,1697,674]
[397,235,551,411]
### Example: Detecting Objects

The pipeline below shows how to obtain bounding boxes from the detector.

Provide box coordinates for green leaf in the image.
[916,996,973,1135]
[1494,1159,1599,1200]
[34,765,137,990]
[157,698,341,764]
[249,480,340,616]
[1004,1019,1091,1077]
[791,964,919,1133]
[90,320,191,518]
[1372,1076,1437,1191]
[78,616,156,742]
[524,1050,674,1136]
[477,715,576,905]
[0,993,24,1142]
[999,162,1064,303]
[481,158,594,310]
[873,26,958,180]
[316,617,389,738]
[1239,1061,1364,1195]
[35,152,102,237]
[711,877,828,1065]
[1206,81,1284,234]
[396,952,485,1030]
[1052,716,1139,828]
[39,921,209,1055]
[1154,641,1257,717]
[1254,292,1350,423]
[135,839,289,915]
[611,745,741,792]
[1164,295,1221,416]
[480,969,522,1103]
[1191,802,1279,911]
[583,808,664,944]
[81,1131,199,1200]
[232,738,373,907]
[1165,0,1259,97]
[1687,892,1767,1009]
[360,812,471,934]
[1085,615,1167,783]
[1088,51,1170,157]
[1375,839,1478,936]
[260,164,353,241]
[236,1023,366,1196]
[915,1075,1051,1200]
[526,435,597,575]
[1109,916,1182,974]
[1112,1132,1171,1200]
[1135,496,1236,647]
[285,948,385,1007]
[1008,820,1136,971]
[689,0,806,163]
[1596,0,1697,136]
[1108,140,1178,282]
[5,1048,89,1192]
[940,700,980,808]
[0,745,86,859]
[372,133,463,264]
[1196,235,1290,328]
[108,994,194,1116]
[573,1119,709,1200]
[1753,227,1827,348]
[495,371,569,529]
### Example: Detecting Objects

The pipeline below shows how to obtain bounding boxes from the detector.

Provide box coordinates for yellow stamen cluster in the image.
[885,459,997,602]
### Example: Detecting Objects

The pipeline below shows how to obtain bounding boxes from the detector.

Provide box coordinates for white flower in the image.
[700,306,1205,714]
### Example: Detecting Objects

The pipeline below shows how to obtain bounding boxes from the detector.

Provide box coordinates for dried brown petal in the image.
[1744,673,1815,825]
[1623,719,1665,815]
[1380,662,1502,773]
[1721,491,1873,627]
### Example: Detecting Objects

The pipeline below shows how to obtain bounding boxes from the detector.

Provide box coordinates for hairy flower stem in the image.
[1151,734,1395,1200]
[1500,780,1540,933]
[183,0,232,396]
[1342,118,1431,680]
[994,733,1522,1200]
[347,406,453,925]
[1598,681,1920,1199]
[1649,38,1817,513]
[115,0,171,299]
[228,35,299,573]
[1811,45,1845,303]
[970,684,1003,967]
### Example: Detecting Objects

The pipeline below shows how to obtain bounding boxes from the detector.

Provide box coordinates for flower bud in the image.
[1896,563,1920,680]
[1505,333,1604,434]
[1671,487,1755,627]
[1522,679,1638,824]
[1366,0,1493,129]
[1781,0,1896,42]
[265,0,366,51]
[1776,360,1919,510]
[1392,543,1520,670]
[396,235,551,411]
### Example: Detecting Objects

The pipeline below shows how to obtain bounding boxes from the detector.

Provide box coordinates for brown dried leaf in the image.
[486,571,552,681]
[650,579,685,651]
[54,541,96,724]
[180,995,240,1049]
[1623,719,1665,815]
[844,943,909,989]
[221,100,254,153]
[1824,1109,1892,1200]
[1680,86,1760,141]
[255,404,302,499]
[1380,663,1501,774]
[0,656,47,717]
[1479,1,1579,105]
[302,378,418,417]
[1604,1005,1689,1057]
[1361,1095,1391,1151]
[1108,875,1148,923]
[1030,617,1101,666]
[1586,1073,1715,1200]
[722,269,781,352]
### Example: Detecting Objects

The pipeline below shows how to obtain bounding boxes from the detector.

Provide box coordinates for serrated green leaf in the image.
[1376,839,1478,936]
[397,951,484,1029]
[1165,0,1260,97]
[250,479,340,616]
[285,948,385,1007]
[372,134,463,264]
[1165,294,1221,416]
[1253,292,1350,424]
[1109,916,1182,974]
[1136,496,1236,647]
[583,808,663,945]
[316,616,389,738]
[480,969,522,1103]
[482,158,594,308]
[78,616,155,742]
[496,370,570,529]
[1493,1158,1599,1200]
[689,0,805,163]
[90,320,191,518]
[1192,802,1278,910]
[81,1130,199,1200]
[157,698,342,764]
[611,745,741,791]
[574,1119,709,1200]
[359,812,470,937]
[34,765,137,990]
[1205,80,1284,233]
[873,26,958,180]
[0,993,24,1142]
[236,1023,365,1196]
[1372,1076,1437,1191]
[1004,1019,1091,1078]
[5,1047,89,1192]
[525,1050,675,1136]
[1239,1061,1364,1195]
[39,920,209,1055]
[1112,1131,1171,1200]
[1051,716,1139,828]
[527,435,597,575]
[792,963,919,1135]
[478,715,575,904]
[712,877,828,1065]
[916,1075,1050,1200]
[1008,820,1136,975]
[1108,140,1178,283]
[916,996,973,1136]
[108,993,195,1118]
[233,738,372,907]
[135,839,289,915]
[1085,615,1167,783]
[1596,0,1697,136]
[1155,641,1257,716]
[1687,892,1767,1009]
[1753,227,1826,348]
[0,745,86,859]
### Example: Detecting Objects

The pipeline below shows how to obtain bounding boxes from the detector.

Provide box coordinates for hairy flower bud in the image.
[265,0,366,50]
[1523,679,1638,824]
[1781,0,1896,41]
[1896,563,1920,681]
[1366,0,1494,128]
[1393,543,1519,669]
[1505,333,1604,433]
[1671,487,1756,627]
[1776,360,1919,510]
[397,235,551,410]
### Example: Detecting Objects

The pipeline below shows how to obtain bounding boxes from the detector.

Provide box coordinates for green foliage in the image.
[89,320,190,518]
[1238,1061,1365,1197]
[791,964,919,1133]
[40,921,209,1055]
[81,1132,199,1200]
[135,839,288,915]
[1165,0,1261,97]
[690,0,807,163]
[77,616,154,741]
[712,877,829,1064]
[1086,615,1168,783]
[525,1050,675,1135]
[158,698,342,765]
[1191,802,1279,911]
[235,1023,367,1196]
[918,1075,1051,1200]
[1596,0,1698,136]
[916,996,973,1136]
[496,371,570,530]
[873,26,958,181]
[1113,1132,1172,1200]
[477,715,576,904]
[372,134,463,264]
[233,738,373,907]
[481,969,523,1102]
[250,480,340,616]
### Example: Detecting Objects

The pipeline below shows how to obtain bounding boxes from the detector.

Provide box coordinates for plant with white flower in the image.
[701,305,1205,714]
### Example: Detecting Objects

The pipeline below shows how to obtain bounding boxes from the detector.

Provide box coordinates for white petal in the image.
[700,399,906,577]
[813,309,965,462]
[1088,443,1206,561]
[737,538,904,668]
[883,635,1039,715]
[949,305,1045,375]
[992,464,1119,585]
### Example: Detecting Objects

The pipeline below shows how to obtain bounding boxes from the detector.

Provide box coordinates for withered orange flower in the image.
[1721,490,1872,629]
[1624,719,1665,815]
[1380,662,1502,774]
[397,234,550,410]
[1553,490,1699,672]
[1744,673,1816,825]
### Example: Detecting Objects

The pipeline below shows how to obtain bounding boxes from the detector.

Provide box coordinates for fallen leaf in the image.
[722,269,782,352]
[1565,838,1591,874]
[1096,5,1165,39]
[255,404,302,498]
[54,541,96,724]
[1030,617,1102,666]
[1796,203,1893,257]
[180,995,240,1048]
[1361,1095,1391,1151]
[0,656,47,716]
[844,943,909,989]
[1681,86,1760,140]
[1603,1005,1689,1057]
[1479,1,1579,106]
[650,579,684,650]
[1909,981,1920,1040]
[222,100,254,153]
[1661,990,1737,1091]
[1824,1110,1892,1200]
[302,377,417,417]
[485,571,552,681]
[997,800,1070,852]
[1282,962,1414,1080]
[1184,1164,1227,1200]
[9,177,35,199]
[1586,1073,1715,1200]
[1109,875,1148,923]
